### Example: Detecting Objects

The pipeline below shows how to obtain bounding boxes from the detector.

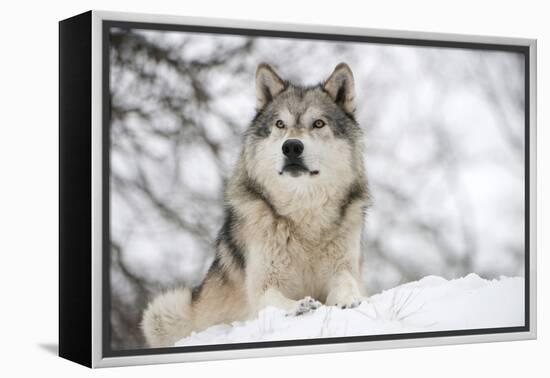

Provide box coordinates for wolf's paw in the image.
[326,293,362,309]
[326,277,363,310]
[288,296,322,316]
[335,298,362,309]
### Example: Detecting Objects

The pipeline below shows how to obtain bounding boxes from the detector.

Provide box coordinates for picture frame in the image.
[59,10,537,368]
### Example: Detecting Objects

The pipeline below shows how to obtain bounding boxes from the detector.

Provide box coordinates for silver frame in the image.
[90,10,537,368]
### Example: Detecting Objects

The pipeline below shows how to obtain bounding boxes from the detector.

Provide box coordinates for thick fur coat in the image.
[142,63,370,348]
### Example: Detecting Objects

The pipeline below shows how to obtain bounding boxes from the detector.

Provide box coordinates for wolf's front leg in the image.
[325,270,363,309]
[247,271,321,316]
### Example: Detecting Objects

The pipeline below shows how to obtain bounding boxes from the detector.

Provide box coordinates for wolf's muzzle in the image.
[280,139,318,176]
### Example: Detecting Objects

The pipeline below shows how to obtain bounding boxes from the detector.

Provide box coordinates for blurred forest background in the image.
[108,28,525,349]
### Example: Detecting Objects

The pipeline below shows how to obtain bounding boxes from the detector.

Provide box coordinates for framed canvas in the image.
[59,10,537,368]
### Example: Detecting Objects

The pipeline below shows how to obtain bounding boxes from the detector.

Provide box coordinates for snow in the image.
[175,274,524,347]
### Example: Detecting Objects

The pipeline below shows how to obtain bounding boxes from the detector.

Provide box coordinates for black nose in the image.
[282,139,304,159]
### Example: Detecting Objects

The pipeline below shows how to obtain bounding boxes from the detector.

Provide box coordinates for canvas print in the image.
[107,25,526,352]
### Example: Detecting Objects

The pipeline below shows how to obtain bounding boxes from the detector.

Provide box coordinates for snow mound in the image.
[175,274,524,346]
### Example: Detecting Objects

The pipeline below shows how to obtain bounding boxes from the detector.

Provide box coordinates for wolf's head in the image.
[241,63,366,209]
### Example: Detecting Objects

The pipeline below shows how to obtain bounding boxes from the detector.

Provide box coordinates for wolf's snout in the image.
[282,139,304,159]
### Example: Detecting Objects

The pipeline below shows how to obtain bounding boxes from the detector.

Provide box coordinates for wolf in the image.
[142,62,370,348]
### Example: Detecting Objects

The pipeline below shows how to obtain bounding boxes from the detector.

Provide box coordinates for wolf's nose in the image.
[282,139,304,158]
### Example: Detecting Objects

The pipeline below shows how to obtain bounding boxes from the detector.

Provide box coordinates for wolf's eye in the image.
[275,120,285,129]
[313,119,326,128]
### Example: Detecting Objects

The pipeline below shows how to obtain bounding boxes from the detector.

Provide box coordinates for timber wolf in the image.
[142,62,370,347]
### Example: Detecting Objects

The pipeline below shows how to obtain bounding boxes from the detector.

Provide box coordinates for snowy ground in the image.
[176,274,524,347]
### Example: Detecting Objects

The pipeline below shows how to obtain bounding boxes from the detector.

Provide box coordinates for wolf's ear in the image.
[323,63,356,114]
[256,63,286,110]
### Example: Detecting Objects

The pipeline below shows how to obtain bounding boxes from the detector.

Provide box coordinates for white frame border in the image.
[90,10,537,368]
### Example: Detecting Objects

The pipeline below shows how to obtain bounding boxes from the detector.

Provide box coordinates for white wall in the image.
[0,0,546,376]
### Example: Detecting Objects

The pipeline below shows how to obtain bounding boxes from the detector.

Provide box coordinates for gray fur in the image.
[142,63,370,348]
